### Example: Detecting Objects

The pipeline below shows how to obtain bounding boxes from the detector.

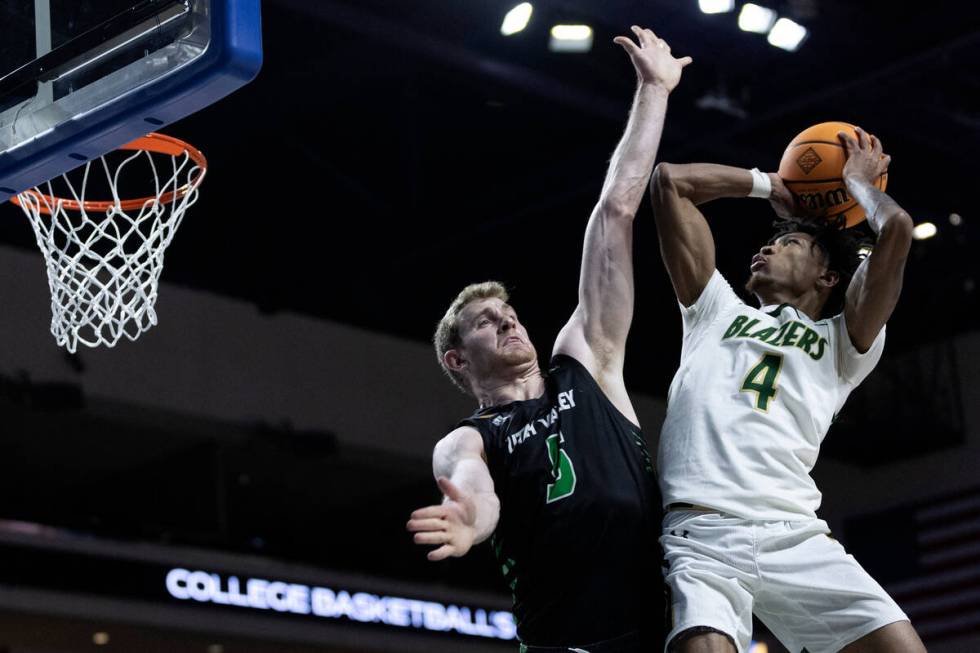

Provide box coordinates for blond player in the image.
[649,129,927,653]
[408,27,691,652]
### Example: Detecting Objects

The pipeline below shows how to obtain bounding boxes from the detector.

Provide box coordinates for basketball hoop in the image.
[10,133,207,352]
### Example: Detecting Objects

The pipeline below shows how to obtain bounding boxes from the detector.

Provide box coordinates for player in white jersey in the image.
[648,128,927,653]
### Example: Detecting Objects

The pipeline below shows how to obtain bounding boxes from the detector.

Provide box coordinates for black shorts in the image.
[519,629,649,653]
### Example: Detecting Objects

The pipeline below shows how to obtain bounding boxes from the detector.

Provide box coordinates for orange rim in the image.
[10,132,207,215]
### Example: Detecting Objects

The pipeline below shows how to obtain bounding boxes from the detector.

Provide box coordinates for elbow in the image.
[880,211,914,245]
[651,162,685,206]
[431,438,454,479]
[651,162,676,194]
[597,197,635,223]
[488,492,501,517]
[890,211,915,234]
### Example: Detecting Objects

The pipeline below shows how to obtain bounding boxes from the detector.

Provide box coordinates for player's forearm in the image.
[598,82,671,218]
[842,179,913,352]
[440,457,500,543]
[460,489,500,544]
[441,479,499,544]
[653,162,754,207]
[845,176,914,238]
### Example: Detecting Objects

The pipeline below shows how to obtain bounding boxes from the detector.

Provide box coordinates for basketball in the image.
[777,121,888,228]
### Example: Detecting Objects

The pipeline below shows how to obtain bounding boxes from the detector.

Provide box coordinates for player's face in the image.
[746,231,830,296]
[456,298,537,378]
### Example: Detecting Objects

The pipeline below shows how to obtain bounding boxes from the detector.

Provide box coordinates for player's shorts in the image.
[519,629,648,652]
[661,510,909,653]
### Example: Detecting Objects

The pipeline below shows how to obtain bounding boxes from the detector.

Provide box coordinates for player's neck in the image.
[475,363,546,408]
[755,288,824,322]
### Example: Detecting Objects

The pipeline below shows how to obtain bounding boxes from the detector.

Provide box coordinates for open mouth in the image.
[750,255,767,272]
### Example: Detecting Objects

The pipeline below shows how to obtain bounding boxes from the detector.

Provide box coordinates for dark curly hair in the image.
[770,216,871,318]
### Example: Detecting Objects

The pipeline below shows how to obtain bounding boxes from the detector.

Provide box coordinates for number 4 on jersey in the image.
[545,433,577,503]
[741,353,784,411]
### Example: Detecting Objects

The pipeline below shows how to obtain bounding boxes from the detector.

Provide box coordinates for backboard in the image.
[0,0,262,203]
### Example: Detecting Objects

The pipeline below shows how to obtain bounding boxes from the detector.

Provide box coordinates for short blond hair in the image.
[434,281,509,395]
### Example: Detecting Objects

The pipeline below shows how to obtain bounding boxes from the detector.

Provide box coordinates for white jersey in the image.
[658,269,885,521]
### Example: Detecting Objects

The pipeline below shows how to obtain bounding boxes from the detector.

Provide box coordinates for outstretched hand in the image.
[614,26,692,92]
[407,477,478,561]
[839,127,890,187]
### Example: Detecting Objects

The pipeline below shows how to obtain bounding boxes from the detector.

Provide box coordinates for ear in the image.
[443,348,467,373]
[818,268,840,290]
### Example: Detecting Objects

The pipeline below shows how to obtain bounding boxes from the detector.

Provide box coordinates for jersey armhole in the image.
[678,270,743,360]
[550,354,643,432]
[834,311,887,383]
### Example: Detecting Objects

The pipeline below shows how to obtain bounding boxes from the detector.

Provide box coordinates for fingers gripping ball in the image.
[777,121,888,227]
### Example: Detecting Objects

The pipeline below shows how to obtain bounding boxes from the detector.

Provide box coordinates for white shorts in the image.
[661,510,909,653]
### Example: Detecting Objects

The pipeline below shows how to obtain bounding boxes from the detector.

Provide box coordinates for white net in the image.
[13,142,204,352]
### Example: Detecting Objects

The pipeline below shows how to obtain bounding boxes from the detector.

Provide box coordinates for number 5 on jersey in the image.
[741,353,783,412]
[545,433,577,503]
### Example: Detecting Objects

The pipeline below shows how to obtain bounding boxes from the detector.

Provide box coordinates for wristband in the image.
[748,167,772,199]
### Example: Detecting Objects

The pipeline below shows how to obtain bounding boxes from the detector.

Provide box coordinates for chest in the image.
[486,388,650,505]
[692,310,841,418]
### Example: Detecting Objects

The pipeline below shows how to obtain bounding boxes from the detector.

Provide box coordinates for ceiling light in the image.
[500,3,533,36]
[93,632,110,646]
[767,17,808,50]
[738,3,777,33]
[912,222,937,240]
[699,0,735,13]
[549,25,593,52]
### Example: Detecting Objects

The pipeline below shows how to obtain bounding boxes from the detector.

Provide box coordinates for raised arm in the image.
[553,27,691,406]
[839,128,913,352]
[406,426,500,561]
[648,162,788,307]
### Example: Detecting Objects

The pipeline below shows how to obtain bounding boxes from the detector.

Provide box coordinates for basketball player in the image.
[649,129,927,653]
[406,27,691,652]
